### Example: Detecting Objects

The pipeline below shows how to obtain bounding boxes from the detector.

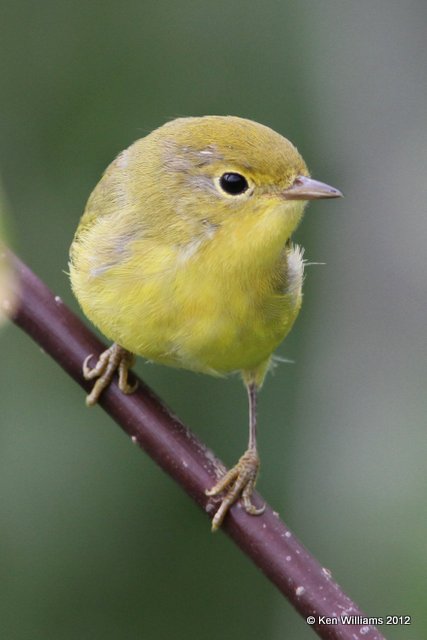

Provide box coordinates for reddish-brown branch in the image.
[5,250,385,640]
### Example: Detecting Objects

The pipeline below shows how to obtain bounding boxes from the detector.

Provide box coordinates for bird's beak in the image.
[283,175,343,200]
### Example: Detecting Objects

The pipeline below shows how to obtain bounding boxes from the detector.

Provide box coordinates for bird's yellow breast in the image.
[70,198,304,381]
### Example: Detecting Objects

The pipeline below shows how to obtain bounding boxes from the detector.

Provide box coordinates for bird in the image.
[69,115,342,531]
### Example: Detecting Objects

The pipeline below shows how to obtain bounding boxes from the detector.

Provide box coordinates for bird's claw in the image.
[83,343,137,406]
[206,448,265,531]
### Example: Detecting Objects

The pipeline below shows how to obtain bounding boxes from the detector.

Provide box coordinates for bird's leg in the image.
[206,382,265,531]
[83,343,137,406]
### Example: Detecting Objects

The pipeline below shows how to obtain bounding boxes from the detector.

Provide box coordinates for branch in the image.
[5,249,385,640]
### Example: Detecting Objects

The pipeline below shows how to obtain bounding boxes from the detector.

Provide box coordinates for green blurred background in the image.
[1,1,426,638]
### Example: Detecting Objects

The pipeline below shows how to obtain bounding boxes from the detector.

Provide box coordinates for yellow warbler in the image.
[70,116,342,530]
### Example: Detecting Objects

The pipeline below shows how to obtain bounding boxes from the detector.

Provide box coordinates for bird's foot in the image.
[83,343,137,406]
[206,448,265,531]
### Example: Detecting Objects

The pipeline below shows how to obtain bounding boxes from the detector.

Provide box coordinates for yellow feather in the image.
[70,116,311,384]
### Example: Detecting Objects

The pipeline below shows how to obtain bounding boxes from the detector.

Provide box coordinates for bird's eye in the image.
[219,172,249,196]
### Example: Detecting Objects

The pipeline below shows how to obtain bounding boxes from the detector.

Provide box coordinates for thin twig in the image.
[5,249,385,640]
